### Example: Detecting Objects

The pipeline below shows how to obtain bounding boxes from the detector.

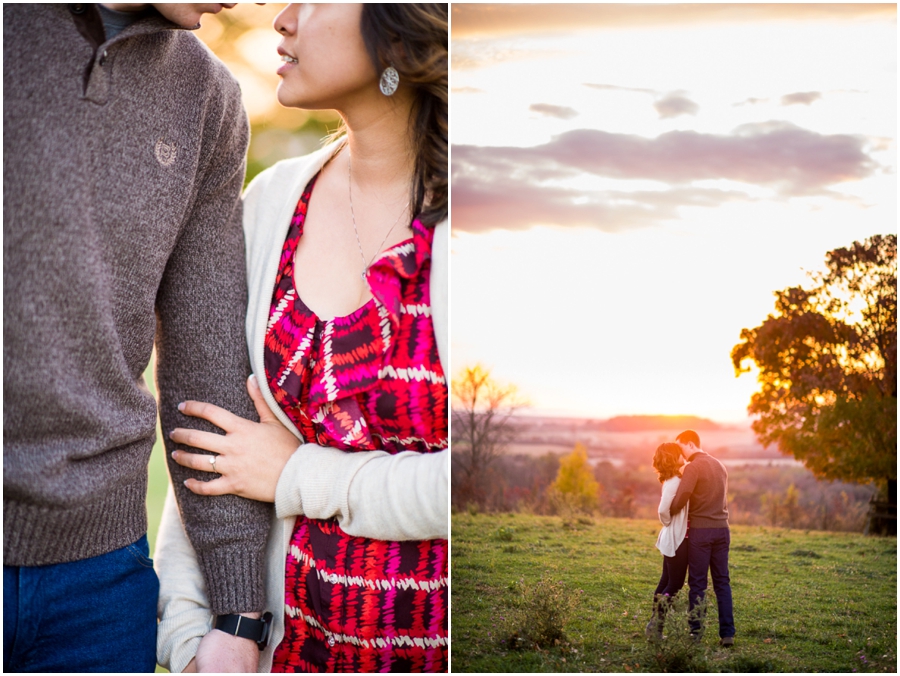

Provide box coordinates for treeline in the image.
[451,449,876,533]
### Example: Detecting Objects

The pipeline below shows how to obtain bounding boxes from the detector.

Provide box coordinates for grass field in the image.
[146,424,169,556]
[142,359,173,557]
[148,434,170,674]
[141,359,173,673]
[451,512,897,673]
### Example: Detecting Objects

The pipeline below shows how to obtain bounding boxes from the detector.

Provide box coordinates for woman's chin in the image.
[275,83,303,109]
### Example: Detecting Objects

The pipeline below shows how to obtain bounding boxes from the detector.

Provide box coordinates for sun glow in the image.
[450,4,896,422]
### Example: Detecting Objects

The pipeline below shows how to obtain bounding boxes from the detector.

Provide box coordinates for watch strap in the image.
[215,611,274,651]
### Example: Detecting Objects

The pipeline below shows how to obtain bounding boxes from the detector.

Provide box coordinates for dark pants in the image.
[687,527,735,638]
[655,536,689,598]
[650,537,689,631]
[4,534,159,672]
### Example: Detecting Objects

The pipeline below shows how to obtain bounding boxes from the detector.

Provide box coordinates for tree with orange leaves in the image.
[732,234,896,532]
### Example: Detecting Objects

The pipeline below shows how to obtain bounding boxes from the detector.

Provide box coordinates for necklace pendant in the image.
[361,269,367,281]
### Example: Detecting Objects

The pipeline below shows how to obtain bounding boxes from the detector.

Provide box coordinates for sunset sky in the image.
[450,3,896,422]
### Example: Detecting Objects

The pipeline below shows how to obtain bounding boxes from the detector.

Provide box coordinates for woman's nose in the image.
[273,5,297,35]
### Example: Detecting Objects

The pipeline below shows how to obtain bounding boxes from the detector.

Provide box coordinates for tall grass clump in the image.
[501,575,582,650]
[643,594,709,672]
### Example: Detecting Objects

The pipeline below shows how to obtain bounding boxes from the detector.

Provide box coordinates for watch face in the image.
[259,611,274,649]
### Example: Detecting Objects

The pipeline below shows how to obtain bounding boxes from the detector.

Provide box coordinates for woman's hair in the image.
[653,443,683,483]
[360,4,448,227]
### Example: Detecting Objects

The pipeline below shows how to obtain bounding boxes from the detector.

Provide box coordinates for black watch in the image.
[215,611,274,651]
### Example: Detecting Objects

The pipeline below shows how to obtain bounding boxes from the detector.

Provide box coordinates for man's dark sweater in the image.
[3,4,269,614]
[670,450,730,528]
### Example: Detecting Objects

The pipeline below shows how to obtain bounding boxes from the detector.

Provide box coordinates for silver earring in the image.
[379,66,399,96]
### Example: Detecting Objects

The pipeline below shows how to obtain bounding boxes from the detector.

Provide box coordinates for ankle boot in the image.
[645,594,666,640]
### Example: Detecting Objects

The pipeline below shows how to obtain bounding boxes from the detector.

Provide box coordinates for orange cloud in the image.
[452,3,896,38]
[530,103,579,120]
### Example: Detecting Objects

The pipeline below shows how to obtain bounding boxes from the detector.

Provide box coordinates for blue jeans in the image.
[4,534,159,672]
[687,527,735,638]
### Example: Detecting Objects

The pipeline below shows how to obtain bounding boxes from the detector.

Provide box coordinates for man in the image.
[4,4,268,671]
[668,429,736,646]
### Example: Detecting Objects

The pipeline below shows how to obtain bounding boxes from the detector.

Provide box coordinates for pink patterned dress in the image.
[264,176,448,672]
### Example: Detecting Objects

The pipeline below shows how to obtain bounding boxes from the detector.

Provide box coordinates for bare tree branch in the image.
[451,365,527,508]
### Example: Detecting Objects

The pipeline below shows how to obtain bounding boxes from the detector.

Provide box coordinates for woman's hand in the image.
[170,375,299,502]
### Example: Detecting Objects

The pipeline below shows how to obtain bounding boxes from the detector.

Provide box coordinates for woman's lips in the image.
[277,49,299,75]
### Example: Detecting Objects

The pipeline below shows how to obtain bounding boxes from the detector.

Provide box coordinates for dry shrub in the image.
[501,575,581,650]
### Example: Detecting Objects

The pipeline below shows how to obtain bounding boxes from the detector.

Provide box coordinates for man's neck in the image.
[98,3,152,40]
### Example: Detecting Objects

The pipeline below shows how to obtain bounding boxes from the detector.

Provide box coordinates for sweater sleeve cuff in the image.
[196,545,267,616]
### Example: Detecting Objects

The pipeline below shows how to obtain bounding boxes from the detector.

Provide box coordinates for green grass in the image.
[146,424,169,557]
[148,433,170,674]
[143,358,171,557]
[143,359,172,673]
[451,512,897,673]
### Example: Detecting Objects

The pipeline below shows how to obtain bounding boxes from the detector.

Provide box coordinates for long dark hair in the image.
[360,4,448,227]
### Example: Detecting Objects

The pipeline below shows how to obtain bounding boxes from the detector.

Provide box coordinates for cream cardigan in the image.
[655,477,688,558]
[155,140,449,673]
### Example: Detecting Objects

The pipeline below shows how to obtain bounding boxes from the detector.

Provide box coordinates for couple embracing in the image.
[5,3,447,673]
[648,430,736,646]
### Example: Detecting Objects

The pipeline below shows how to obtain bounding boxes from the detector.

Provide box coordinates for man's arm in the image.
[669,464,698,516]
[155,71,270,617]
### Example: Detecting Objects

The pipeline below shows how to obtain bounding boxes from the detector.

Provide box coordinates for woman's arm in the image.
[658,478,680,526]
[168,216,450,541]
[276,445,448,540]
[155,487,213,674]
[170,375,449,540]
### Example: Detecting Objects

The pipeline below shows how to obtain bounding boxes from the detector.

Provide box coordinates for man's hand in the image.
[193,625,259,673]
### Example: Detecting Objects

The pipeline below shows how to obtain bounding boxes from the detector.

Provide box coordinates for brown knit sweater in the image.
[669,450,730,529]
[3,4,270,614]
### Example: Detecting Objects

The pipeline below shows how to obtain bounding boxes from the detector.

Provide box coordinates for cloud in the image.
[452,123,878,232]
[451,40,567,71]
[452,172,750,233]
[781,91,823,106]
[583,83,699,119]
[654,93,699,119]
[529,103,579,120]
[737,90,863,107]
[583,83,656,95]
[735,91,826,107]
[452,3,895,38]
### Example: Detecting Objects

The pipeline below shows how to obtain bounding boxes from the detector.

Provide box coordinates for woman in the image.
[155,4,448,672]
[646,442,689,640]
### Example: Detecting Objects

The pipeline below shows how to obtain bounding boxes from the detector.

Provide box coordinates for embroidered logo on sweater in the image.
[155,139,177,166]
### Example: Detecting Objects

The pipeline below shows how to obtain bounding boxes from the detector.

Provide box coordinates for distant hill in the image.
[597,415,721,432]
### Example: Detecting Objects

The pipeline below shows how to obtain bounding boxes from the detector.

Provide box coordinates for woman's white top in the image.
[655,476,688,558]
[154,139,449,673]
